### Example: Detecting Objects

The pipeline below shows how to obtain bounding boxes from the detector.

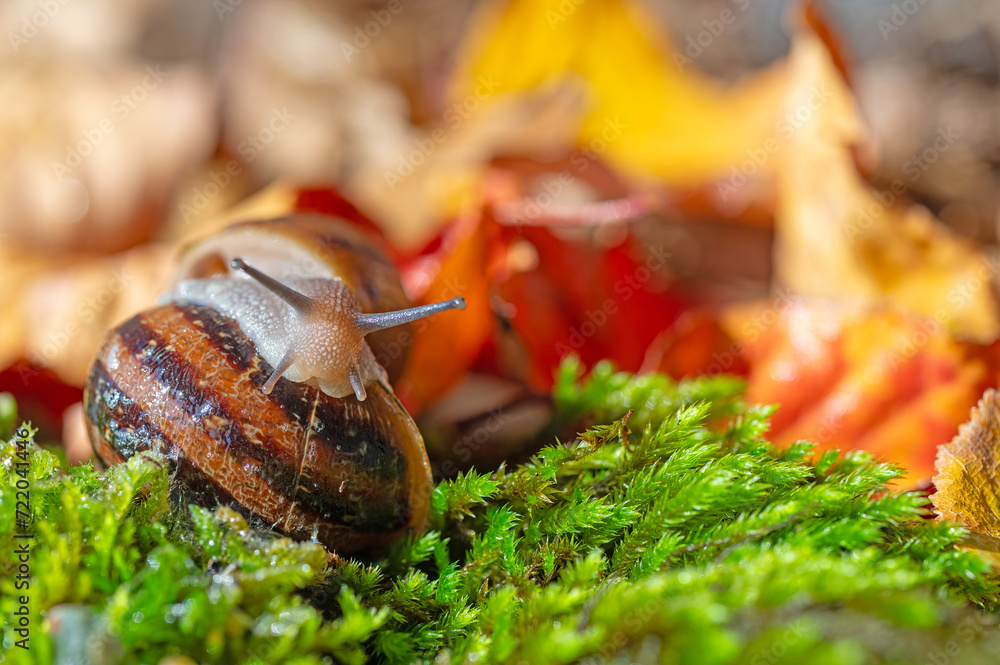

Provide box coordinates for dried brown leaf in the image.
[932,389,1000,550]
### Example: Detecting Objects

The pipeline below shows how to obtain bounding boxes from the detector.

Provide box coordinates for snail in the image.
[83,215,465,553]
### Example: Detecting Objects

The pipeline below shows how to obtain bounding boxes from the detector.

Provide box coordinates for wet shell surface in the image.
[84,301,432,553]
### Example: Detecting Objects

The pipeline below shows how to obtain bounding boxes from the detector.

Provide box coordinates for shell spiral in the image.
[83,216,434,553]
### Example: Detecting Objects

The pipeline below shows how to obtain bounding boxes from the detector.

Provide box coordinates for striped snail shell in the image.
[83,215,465,553]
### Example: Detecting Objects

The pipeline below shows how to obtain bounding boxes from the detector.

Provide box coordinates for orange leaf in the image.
[395,209,499,412]
[730,299,996,484]
[654,298,996,486]
[642,310,748,380]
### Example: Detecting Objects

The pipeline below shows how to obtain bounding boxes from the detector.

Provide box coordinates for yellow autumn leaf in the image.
[773,19,1000,343]
[933,388,1000,552]
[450,0,788,189]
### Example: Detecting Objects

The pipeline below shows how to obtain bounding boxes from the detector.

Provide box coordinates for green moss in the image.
[2,362,999,665]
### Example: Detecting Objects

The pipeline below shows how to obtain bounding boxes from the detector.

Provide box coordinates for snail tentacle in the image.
[262,349,296,395]
[355,297,466,334]
[230,258,315,313]
[349,364,367,401]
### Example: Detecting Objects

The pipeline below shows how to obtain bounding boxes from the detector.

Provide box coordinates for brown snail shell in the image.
[83,215,464,553]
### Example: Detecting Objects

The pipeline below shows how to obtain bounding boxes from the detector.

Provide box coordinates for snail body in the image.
[83,215,464,552]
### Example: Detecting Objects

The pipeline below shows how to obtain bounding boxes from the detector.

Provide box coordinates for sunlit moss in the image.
[1,362,999,665]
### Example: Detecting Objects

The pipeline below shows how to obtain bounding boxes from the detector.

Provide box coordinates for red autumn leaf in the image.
[293,186,386,241]
[642,309,749,380]
[0,362,82,440]
[397,193,690,409]
[494,225,687,391]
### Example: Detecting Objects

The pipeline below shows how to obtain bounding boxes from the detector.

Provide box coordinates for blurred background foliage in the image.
[4,0,1000,484]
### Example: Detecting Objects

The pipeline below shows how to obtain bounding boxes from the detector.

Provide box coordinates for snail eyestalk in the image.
[262,349,296,395]
[230,258,315,314]
[227,258,467,401]
[355,297,467,335]
[349,364,367,401]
